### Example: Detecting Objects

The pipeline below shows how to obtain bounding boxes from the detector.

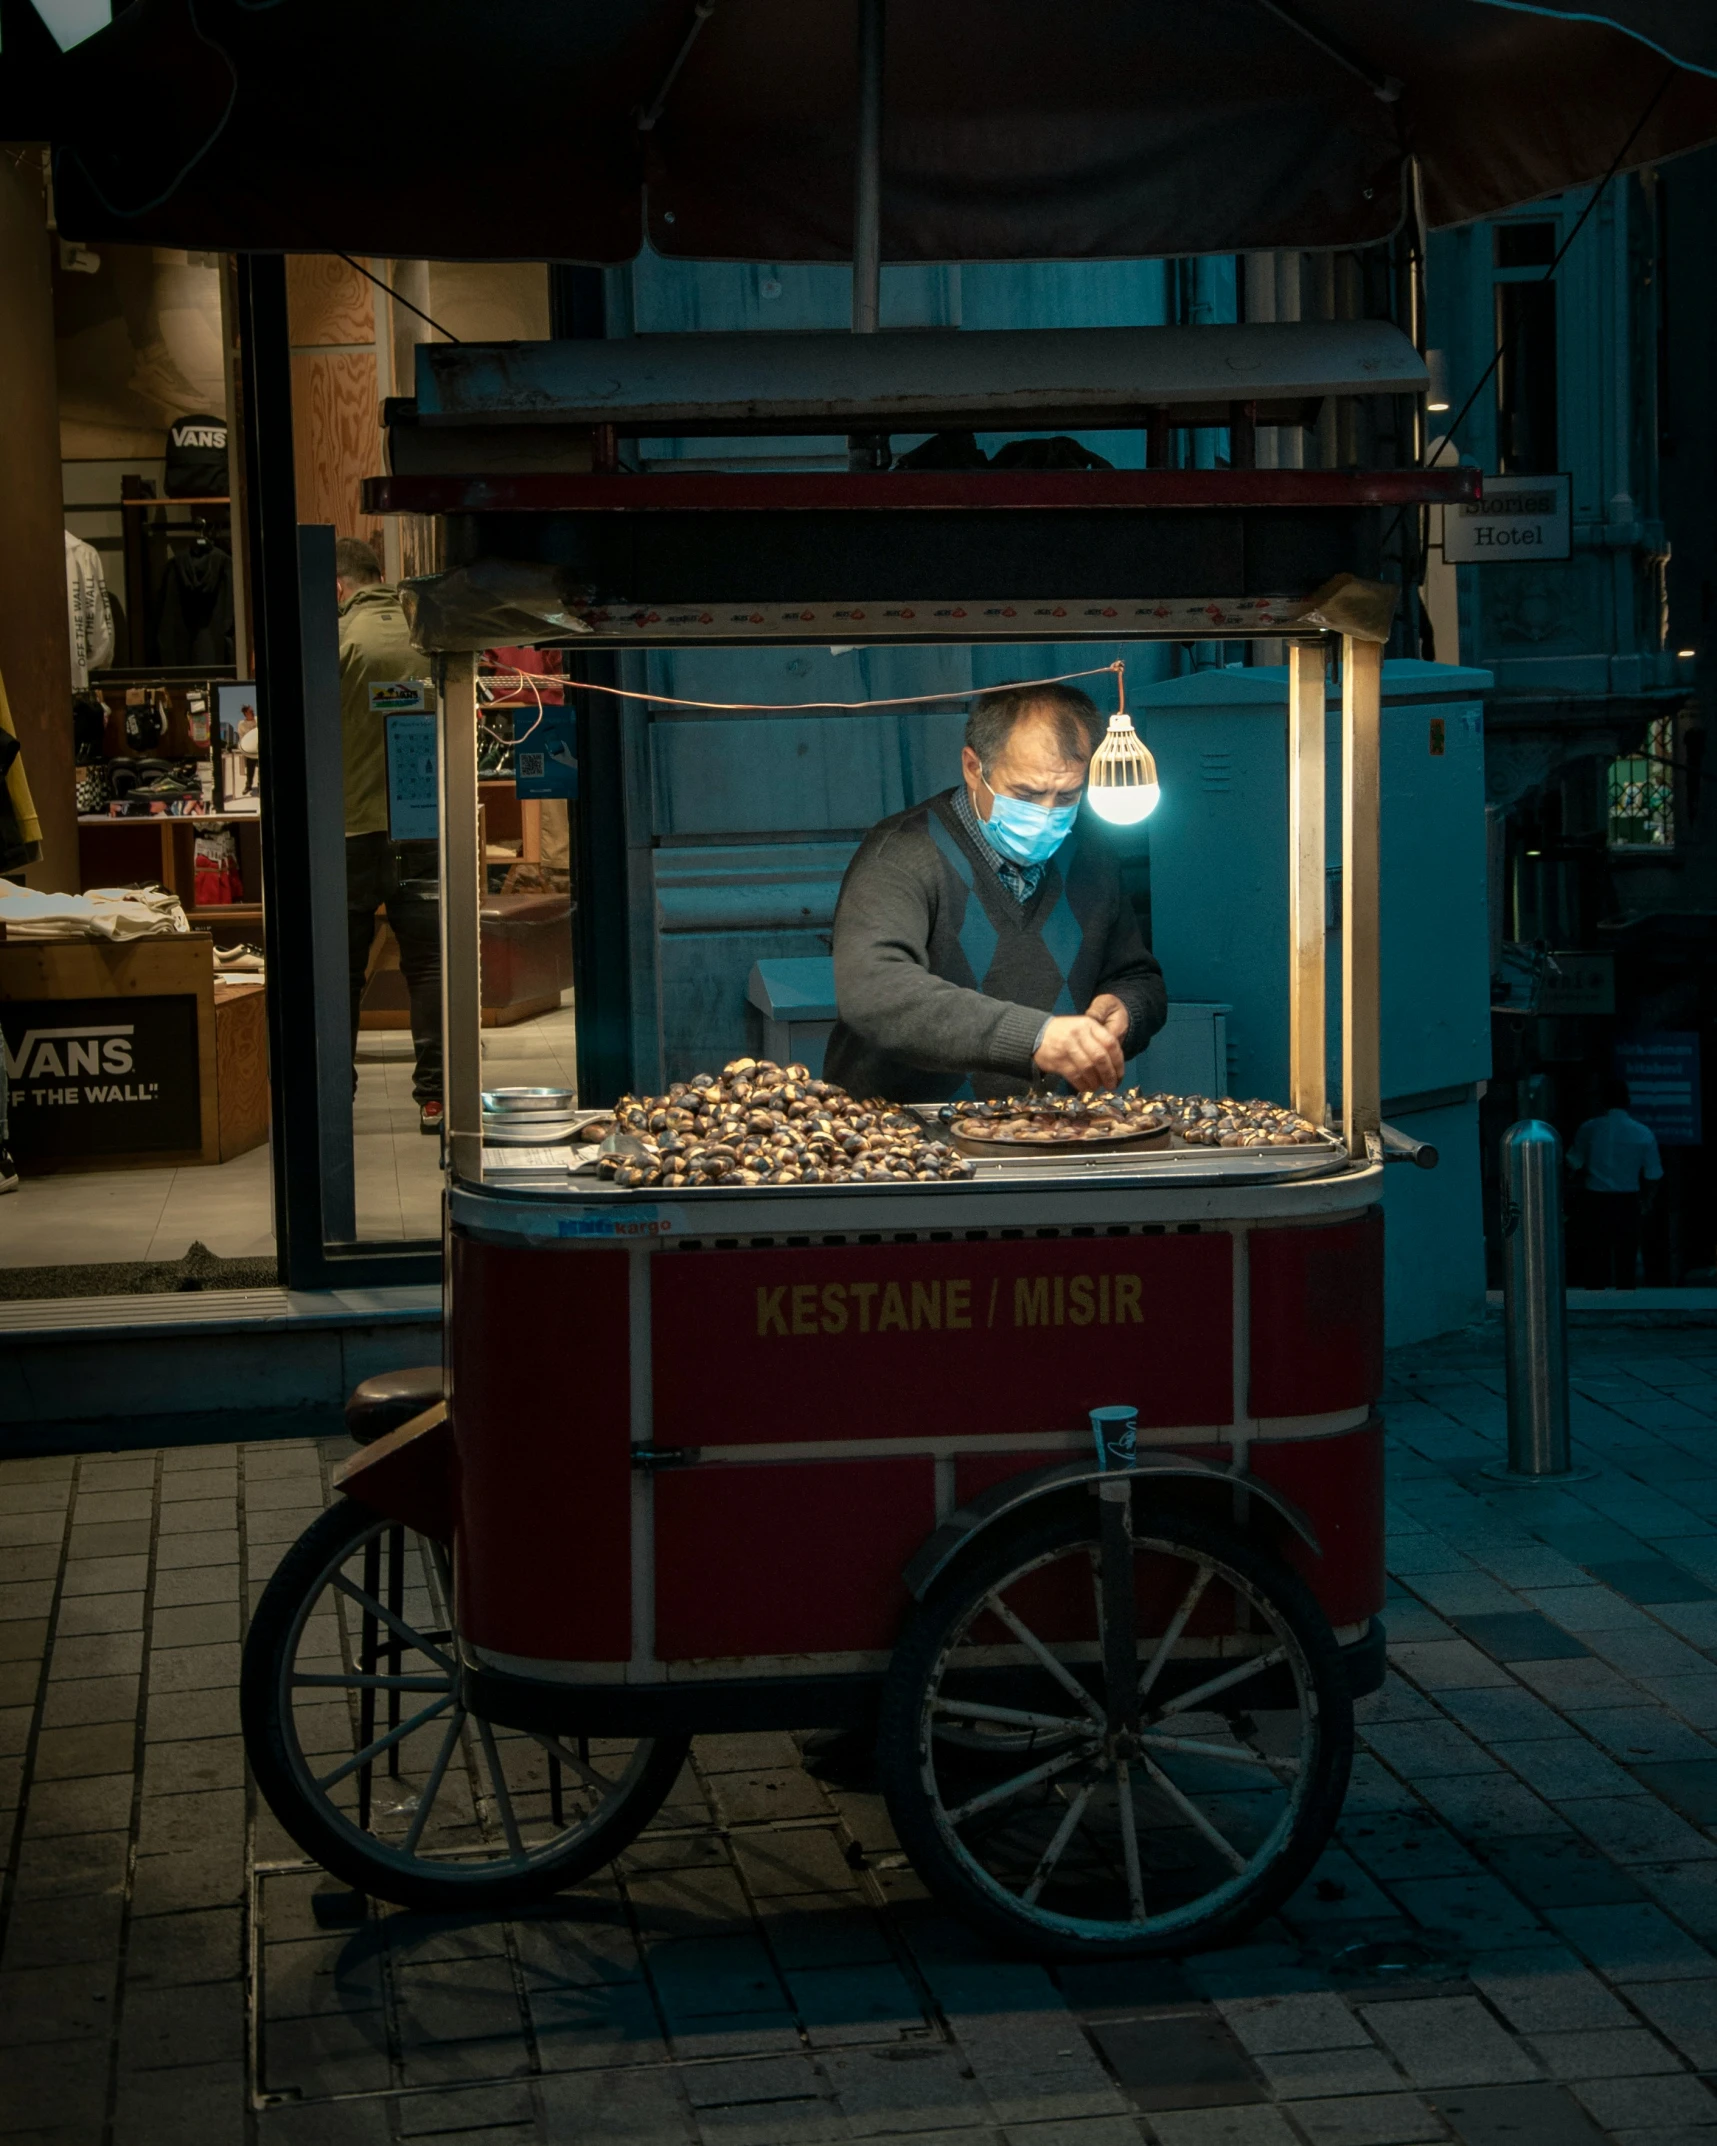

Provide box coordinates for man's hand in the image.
[1085,993,1131,1044]
[1034,1015,1125,1092]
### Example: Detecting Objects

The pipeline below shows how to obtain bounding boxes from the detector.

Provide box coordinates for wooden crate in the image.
[0,934,268,1171]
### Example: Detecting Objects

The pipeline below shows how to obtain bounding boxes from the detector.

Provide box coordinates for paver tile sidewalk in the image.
[2,1320,1717,2143]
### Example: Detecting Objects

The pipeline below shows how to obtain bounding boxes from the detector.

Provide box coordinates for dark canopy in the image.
[6,0,1717,261]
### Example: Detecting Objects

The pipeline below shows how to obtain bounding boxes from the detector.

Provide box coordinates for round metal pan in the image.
[949,1122,1173,1159]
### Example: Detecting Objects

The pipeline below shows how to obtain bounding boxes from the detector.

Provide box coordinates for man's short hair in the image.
[335,535,384,584]
[965,682,1099,776]
[1606,1076,1632,1111]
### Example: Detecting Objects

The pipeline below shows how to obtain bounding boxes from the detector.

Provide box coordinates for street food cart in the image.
[241,328,1476,1957]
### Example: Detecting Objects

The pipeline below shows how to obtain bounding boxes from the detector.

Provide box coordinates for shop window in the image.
[1494,279,1558,473]
[1494,222,1557,270]
[1607,716,1675,848]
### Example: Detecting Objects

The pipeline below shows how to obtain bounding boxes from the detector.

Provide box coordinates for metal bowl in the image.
[482,1086,575,1117]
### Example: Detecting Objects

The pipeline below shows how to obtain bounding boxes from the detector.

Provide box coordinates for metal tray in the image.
[482,1118,579,1146]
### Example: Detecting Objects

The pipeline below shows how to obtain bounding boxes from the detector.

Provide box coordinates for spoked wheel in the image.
[878,1489,1352,1959]
[242,1499,690,1912]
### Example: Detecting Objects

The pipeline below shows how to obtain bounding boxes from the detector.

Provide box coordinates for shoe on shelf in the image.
[0,1145,19,1194]
[419,1100,445,1136]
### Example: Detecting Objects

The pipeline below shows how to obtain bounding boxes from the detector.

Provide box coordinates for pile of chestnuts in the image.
[593,1059,978,1190]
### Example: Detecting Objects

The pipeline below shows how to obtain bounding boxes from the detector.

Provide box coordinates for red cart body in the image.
[446,1167,1385,1712]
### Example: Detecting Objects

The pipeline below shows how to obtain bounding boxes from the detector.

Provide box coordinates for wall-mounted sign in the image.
[0,995,201,1159]
[1615,1031,1702,1147]
[1444,474,1572,563]
[514,711,579,800]
[384,700,439,841]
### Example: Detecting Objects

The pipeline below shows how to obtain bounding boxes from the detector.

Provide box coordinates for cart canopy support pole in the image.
[1287,639,1327,1131]
[439,651,482,1182]
[1341,635,1382,1161]
[298,525,357,1242]
[847,0,886,472]
[851,0,884,336]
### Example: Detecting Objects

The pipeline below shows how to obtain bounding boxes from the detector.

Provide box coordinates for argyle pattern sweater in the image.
[825,788,1166,1103]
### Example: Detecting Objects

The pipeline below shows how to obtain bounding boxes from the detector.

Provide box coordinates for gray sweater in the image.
[825,789,1166,1103]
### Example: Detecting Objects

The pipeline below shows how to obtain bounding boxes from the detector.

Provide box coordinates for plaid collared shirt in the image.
[952,781,1048,908]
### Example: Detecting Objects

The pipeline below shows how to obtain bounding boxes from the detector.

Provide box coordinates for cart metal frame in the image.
[245,428,1470,1952]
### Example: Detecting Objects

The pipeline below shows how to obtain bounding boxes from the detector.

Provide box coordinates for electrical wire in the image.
[54,0,239,222]
[556,660,1127,717]
[336,255,462,344]
[478,664,548,753]
[1426,62,1678,472]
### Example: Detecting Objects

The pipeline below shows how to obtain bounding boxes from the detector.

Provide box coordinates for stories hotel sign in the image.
[1,995,201,1159]
[1444,474,1572,563]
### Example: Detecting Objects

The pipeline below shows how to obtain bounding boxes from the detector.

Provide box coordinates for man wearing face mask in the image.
[826,681,1165,1102]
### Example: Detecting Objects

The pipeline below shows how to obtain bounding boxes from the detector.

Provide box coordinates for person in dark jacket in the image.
[826,682,1166,1102]
[336,537,442,1132]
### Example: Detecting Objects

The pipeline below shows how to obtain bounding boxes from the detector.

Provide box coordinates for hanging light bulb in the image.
[1085,667,1160,825]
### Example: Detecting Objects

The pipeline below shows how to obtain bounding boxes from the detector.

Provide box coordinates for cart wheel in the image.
[878,1494,1352,1959]
[242,1499,690,1913]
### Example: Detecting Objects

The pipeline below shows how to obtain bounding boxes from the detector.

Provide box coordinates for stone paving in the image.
[3,1320,1717,2146]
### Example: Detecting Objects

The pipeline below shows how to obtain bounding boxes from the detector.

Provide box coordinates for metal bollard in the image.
[1495,1119,1577,1481]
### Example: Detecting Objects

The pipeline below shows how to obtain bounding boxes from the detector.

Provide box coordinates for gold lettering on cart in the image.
[1014,1277,1049,1327]
[757,1273,1145,1337]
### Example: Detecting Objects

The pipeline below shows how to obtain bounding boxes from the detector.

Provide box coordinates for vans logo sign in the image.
[171,422,227,451]
[2,1023,135,1082]
[0,995,202,1159]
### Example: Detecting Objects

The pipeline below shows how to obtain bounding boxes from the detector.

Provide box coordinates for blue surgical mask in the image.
[978,773,1079,866]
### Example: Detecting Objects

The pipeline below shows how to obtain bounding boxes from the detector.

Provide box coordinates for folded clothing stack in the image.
[0,880,190,941]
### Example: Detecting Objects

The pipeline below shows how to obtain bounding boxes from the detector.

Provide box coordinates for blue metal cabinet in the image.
[1141,658,1493,1343]
[1135,669,1292,1102]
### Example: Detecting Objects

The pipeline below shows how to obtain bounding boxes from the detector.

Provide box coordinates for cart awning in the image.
[9,1,1717,262]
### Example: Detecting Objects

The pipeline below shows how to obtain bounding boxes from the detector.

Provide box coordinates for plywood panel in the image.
[425,261,550,343]
[214,981,269,1159]
[286,253,375,347]
[290,350,384,547]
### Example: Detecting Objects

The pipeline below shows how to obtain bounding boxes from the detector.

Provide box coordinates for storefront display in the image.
[0,934,266,1169]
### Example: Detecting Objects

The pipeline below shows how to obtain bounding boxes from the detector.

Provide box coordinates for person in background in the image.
[1567,1077,1663,1290]
[335,538,443,1135]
